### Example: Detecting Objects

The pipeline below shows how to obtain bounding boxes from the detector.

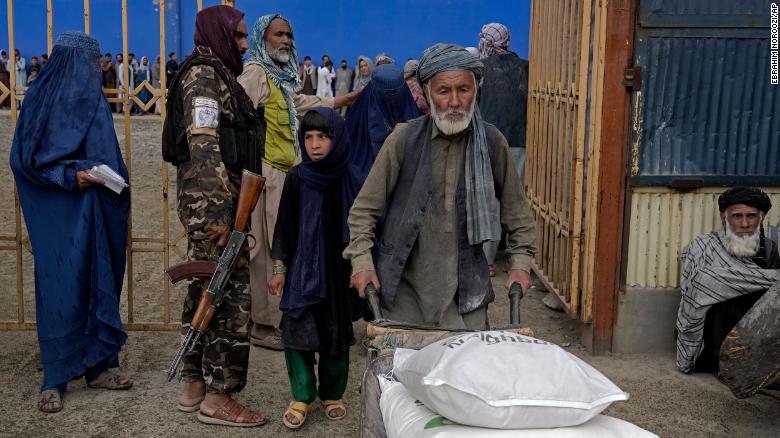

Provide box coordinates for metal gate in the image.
[526,0,609,321]
[0,0,234,331]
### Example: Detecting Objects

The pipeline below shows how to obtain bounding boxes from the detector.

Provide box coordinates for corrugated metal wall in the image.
[630,0,778,186]
[624,0,780,290]
[626,188,780,288]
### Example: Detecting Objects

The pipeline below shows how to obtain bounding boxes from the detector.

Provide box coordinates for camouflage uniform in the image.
[176,46,250,394]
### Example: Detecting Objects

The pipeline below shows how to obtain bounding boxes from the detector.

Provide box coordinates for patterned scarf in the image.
[418,43,499,245]
[676,230,780,373]
[246,14,302,149]
[479,23,510,59]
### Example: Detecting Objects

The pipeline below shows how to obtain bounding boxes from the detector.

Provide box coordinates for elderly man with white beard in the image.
[237,14,361,349]
[344,43,536,329]
[676,187,780,374]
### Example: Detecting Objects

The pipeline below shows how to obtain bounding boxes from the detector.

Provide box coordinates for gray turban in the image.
[417,43,499,245]
[55,31,101,60]
[417,43,484,86]
[403,59,418,80]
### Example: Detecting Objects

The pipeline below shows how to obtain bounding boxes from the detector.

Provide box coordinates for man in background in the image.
[299,55,317,95]
[335,59,353,116]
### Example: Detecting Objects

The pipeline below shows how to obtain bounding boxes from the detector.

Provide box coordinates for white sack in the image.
[392,331,629,429]
[379,377,657,438]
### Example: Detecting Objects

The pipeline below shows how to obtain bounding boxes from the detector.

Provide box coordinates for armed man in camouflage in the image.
[162,5,266,427]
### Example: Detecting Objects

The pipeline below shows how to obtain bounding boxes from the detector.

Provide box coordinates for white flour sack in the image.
[392,331,629,429]
[379,377,657,438]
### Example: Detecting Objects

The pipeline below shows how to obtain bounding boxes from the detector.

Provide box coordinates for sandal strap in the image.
[322,400,345,415]
[213,399,262,424]
[286,401,309,420]
[214,399,241,422]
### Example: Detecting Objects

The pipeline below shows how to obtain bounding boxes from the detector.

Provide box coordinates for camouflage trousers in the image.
[180,237,251,394]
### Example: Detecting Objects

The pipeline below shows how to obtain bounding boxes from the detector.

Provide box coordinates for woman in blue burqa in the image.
[9,31,132,413]
[344,63,420,183]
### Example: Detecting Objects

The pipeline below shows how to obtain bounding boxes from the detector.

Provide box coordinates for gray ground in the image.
[0,110,778,437]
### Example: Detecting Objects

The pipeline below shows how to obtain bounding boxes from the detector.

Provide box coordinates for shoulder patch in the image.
[194,97,219,129]
[194,64,216,79]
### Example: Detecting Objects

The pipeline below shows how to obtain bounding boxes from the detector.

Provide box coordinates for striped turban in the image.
[478,22,510,59]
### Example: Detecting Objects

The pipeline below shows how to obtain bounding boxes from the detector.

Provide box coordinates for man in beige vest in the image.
[238,14,359,349]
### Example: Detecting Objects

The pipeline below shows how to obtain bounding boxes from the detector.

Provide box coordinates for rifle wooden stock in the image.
[190,291,216,331]
[234,170,265,232]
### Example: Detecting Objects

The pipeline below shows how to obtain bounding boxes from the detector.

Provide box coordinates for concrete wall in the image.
[613,287,680,353]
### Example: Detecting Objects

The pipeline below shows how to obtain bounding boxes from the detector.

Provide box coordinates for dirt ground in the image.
[0,110,778,437]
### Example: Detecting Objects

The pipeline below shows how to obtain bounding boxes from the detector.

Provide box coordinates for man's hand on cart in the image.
[505,269,532,297]
[351,270,381,299]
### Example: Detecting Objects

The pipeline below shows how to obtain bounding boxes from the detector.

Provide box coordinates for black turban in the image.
[718,187,772,213]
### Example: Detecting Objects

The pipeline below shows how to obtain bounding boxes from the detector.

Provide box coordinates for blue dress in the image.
[9,42,130,391]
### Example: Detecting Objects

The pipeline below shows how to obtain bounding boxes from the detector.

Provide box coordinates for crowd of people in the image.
[9,3,534,427]
[7,1,777,433]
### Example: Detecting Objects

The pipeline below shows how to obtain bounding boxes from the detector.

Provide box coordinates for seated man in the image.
[676,187,780,374]
[344,43,536,330]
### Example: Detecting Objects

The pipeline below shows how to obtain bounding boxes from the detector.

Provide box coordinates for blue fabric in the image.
[344,64,420,182]
[9,42,130,391]
[281,107,361,318]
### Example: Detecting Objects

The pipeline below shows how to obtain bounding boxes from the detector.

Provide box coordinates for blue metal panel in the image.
[0,1,532,72]
[632,0,779,186]
[639,0,769,28]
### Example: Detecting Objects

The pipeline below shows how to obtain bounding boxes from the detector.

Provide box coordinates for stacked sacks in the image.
[378,378,657,438]
[381,331,657,437]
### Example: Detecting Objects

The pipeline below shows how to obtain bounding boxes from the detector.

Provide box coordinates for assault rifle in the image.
[164,170,265,382]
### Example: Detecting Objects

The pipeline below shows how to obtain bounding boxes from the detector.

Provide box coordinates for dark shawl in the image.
[194,5,245,77]
[345,63,420,182]
[279,107,361,318]
[479,52,528,149]
[9,37,130,390]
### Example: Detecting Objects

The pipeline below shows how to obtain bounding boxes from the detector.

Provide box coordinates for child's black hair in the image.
[300,110,334,138]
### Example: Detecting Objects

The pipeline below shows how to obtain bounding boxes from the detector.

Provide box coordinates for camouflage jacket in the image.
[176,46,238,239]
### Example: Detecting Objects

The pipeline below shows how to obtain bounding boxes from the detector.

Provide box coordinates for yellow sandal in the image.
[322,400,347,421]
[282,401,309,429]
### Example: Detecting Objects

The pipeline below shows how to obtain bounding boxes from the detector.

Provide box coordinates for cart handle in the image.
[366,283,383,321]
[368,282,521,326]
[509,282,523,327]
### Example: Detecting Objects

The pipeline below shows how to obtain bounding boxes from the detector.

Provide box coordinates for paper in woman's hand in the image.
[88,164,128,194]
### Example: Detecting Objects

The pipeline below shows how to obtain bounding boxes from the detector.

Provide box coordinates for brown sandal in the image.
[87,370,133,390]
[38,389,63,413]
[197,398,267,427]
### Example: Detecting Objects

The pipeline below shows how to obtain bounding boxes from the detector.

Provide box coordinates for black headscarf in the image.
[718,187,772,213]
[194,5,245,77]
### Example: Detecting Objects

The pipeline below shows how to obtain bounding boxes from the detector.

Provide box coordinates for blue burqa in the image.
[345,63,420,182]
[9,32,130,391]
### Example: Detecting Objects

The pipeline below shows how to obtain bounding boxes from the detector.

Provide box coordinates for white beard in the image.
[427,92,475,135]
[723,221,760,258]
[268,45,291,64]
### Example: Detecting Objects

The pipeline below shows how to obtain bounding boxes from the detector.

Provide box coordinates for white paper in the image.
[89,164,128,194]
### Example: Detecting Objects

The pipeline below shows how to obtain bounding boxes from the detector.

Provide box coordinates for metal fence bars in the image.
[0,0,236,331]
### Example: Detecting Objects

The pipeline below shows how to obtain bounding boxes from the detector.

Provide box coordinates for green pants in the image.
[284,349,349,403]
